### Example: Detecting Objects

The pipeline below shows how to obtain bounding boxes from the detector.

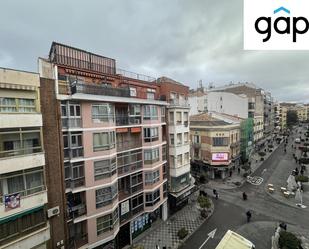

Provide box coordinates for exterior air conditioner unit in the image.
[47,206,60,218]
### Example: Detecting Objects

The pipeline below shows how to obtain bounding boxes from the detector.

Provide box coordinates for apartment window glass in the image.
[177,154,183,166]
[176,112,182,124]
[147,89,155,100]
[143,105,158,120]
[193,135,200,144]
[94,157,117,180]
[96,183,118,208]
[145,170,160,185]
[69,104,80,117]
[212,137,229,146]
[117,149,142,175]
[144,127,159,142]
[0,167,44,199]
[184,152,189,164]
[130,87,137,97]
[161,107,165,117]
[131,194,143,210]
[177,133,182,145]
[92,104,114,122]
[144,148,159,164]
[184,132,189,144]
[129,105,141,116]
[162,144,167,161]
[170,134,174,145]
[145,188,160,207]
[169,112,174,123]
[97,208,119,235]
[93,131,115,151]
[72,162,84,180]
[0,98,36,113]
[61,103,67,117]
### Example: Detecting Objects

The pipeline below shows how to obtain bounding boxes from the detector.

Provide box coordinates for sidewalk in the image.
[133,192,214,249]
[207,134,282,190]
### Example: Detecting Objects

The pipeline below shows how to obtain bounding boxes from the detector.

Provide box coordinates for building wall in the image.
[207,92,248,119]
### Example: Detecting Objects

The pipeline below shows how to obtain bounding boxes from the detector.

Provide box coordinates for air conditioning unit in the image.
[47,206,60,218]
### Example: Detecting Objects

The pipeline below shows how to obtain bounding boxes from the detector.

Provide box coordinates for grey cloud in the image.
[0,0,308,102]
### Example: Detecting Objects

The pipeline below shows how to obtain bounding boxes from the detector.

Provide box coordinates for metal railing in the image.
[68,233,88,249]
[0,146,42,158]
[67,203,87,219]
[117,68,156,82]
[168,99,189,107]
[192,143,201,148]
[115,115,141,126]
[71,82,130,97]
[65,177,85,189]
[119,182,143,201]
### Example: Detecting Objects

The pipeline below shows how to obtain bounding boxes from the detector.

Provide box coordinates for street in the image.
[180,128,309,249]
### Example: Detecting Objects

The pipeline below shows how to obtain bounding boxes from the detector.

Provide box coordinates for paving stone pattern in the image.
[135,196,206,249]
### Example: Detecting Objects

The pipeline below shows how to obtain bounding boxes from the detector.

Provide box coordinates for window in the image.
[0,167,45,199]
[143,105,158,120]
[177,154,183,166]
[61,103,67,117]
[163,182,168,197]
[0,128,42,158]
[193,135,200,144]
[212,137,229,146]
[144,148,159,164]
[176,112,182,124]
[145,188,160,206]
[72,162,84,180]
[129,105,141,116]
[184,112,188,126]
[145,170,160,185]
[161,107,165,117]
[147,89,156,100]
[94,157,117,180]
[184,133,189,144]
[131,194,143,210]
[117,149,143,175]
[97,208,119,235]
[96,183,118,208]
[0,98,36,113]
[130,87,137,97]
[93,131,115,151]
[169,112,174,123]
[144,127,159,142]
[92,104,114,122]
[184,152,189,164]
[69,104,81,117]
[177,133,182,145]
[71,132,82,147]
[162,144,167,161]
[170,134,174,145]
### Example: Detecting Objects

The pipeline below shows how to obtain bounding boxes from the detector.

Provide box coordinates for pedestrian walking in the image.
[213,189,218,199]
[246,211,252,223]
[238,167,240,175]
[229,170,232,177]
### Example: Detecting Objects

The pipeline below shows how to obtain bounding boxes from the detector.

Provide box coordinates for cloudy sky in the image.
[1,0,309,102]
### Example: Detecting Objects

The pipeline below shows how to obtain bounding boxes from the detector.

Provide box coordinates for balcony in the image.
[67,192,87,220]
[62,117,82,129]
[65,177,85,189]
[116,115,142,126]
[118,174,143,201]
[168,99,189,107]
[0,146,42,158]
[68,221,88,249]
[64,147,84,159]
[71,82,130,97]
[192,142,201,149]
[116,140,142,152]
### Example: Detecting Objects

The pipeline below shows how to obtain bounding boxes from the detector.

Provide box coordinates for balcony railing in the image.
[116,68,156,82]
[169,99,189,107]
[62,117,82,128]
[67,203,87,219]
[65,177,85,189]
[71,82,130,97]
[115,115,142,126]
[117,160,143,176]
[68,233,88,249]
[0,146,42,158]
[64,147,84,159]
[119,182,143,201]
[116,140,142,152]
[192,143,201,148]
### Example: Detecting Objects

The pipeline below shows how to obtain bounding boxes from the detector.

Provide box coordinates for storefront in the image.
[169,184,196,213]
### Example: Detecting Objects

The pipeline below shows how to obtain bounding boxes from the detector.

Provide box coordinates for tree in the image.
[286,110,298,127]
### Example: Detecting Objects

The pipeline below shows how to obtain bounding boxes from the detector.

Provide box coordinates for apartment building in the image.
[296,105,308,122]
[38,42,175,249]
[0,68,50,248]
[190,113,240,179]
[188,90,207,115]
[207,83,268,142]
[157,77,194,213]
[274,102,281,133]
